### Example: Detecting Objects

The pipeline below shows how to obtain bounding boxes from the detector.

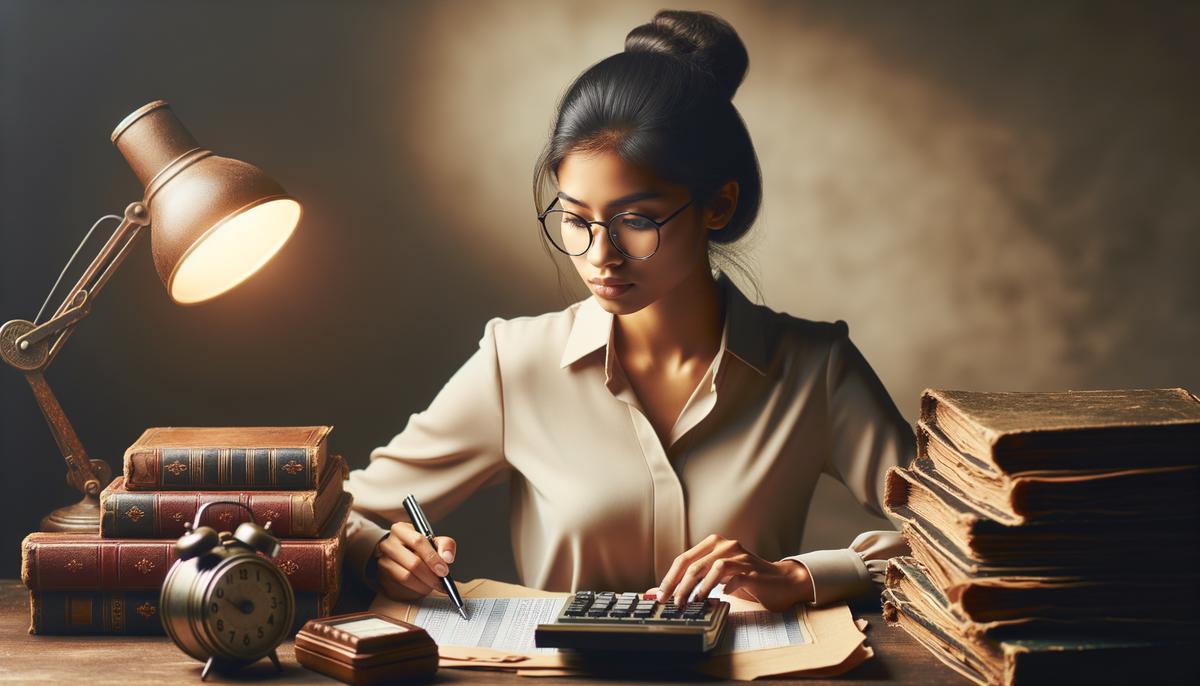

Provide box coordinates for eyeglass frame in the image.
[538,195,694,260]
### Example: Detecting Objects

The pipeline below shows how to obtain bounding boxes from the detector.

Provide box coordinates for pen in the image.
[402,494,470,620]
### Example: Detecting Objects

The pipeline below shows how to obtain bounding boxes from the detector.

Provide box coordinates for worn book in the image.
[22,493,351,595]
[100,454,347,538]
[122,425,334,490]
[917,420,1199,524]
[920,387,1200,474]
[887,553,1196,626]
[883,465,1196,567]
[878,575,1195,681]
[28,589,333,636]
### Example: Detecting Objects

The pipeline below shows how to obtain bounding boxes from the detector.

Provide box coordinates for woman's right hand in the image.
[373,521,457,601]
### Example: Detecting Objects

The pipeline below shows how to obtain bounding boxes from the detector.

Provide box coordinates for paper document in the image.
[412,596,567,654]
[713,609,810,654]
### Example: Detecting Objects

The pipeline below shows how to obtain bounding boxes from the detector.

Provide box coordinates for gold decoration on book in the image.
[111,598,125,631]
[124,505,145,522]
[134,557,155,574]
[137,602,157,619]
[171,512,185,523]
[65,558,84,572]
[277,559,300,576]
[281,459,304,475]
[263,509,281,523]
[218,512,234,526]
[165,461,188,476]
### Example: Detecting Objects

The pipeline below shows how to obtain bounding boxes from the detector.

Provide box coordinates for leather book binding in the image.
[100,454,347,538]
[21,493,351,594]
[28,589,333,636]
[920,387,1200,474]
[122,425,334,490]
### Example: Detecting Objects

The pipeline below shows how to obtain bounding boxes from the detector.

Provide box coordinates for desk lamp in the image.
[0,100,302,532]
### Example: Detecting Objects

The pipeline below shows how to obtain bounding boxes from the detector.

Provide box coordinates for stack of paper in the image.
[371,578,873,680]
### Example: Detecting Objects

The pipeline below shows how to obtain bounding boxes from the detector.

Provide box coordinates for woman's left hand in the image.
[648,535,814,612]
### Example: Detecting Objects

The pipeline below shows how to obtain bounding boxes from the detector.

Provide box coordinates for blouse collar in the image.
[558,270,770,377]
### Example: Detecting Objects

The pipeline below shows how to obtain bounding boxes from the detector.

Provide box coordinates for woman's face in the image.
[554,148,731,315]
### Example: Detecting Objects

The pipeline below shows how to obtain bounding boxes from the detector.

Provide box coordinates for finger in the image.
[657,536,720,601]
[392,522,451,578]
[672,555,720,607]
[434,536,457,564]
[378,556,434,597]
[645,587,662,597]
[380,534,443,590]
[694,557,753,602]
[671,543,742,606]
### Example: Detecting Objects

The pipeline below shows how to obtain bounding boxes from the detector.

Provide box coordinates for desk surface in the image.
[0,580,962,684]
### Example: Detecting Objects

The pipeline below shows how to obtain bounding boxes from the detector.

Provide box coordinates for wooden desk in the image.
[0,579,962,684]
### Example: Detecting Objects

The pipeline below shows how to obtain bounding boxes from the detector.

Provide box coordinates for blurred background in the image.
[2,0,1197,581]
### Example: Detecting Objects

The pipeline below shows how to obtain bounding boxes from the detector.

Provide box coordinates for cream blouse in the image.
[343,270,916,605]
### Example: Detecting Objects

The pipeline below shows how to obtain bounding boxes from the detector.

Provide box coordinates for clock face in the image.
[202,557,291,657]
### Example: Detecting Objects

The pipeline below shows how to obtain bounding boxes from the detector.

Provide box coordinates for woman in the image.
[343,9,914,612]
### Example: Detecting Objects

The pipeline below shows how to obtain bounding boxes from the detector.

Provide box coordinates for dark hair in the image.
[533,9,763,303]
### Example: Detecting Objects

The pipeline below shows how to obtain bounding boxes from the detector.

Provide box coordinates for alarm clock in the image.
[161,501,295,681]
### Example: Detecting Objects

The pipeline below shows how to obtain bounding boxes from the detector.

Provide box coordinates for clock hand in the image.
[221,596,255,614]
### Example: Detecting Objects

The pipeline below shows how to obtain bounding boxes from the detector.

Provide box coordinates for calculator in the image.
[534,591,730,653]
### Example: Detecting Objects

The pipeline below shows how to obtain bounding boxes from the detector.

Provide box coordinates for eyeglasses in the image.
[538,196,693,260]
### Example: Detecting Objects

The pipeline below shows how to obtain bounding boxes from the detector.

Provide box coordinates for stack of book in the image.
[20,426,351,635]
[882,388,1200,685]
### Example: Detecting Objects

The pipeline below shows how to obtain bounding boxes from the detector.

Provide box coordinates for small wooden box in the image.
[294,612,438,685]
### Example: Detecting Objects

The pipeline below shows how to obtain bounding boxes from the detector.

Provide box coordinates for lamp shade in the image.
[111,100,301,304]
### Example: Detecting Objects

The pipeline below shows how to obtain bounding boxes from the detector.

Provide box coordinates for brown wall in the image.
[2,0,1197,581]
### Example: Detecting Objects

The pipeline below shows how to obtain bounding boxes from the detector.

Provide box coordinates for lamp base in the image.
[40,493,102,533]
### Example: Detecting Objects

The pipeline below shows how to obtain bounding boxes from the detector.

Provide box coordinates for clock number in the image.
[224,572,232,585]
[256,569,261,581]
[266,582,271,593]
[257,627,264,639]
[243,634,251,647]
[216,619,224,631]
[228,630,235,642]
[210,602,219,614]
[239,569,248,580]
[215,587,224,598]
[270,596,277,609]
[267,614,274,625]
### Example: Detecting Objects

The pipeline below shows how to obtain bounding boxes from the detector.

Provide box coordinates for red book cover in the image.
[21,493,350,594]
[99,455,346,538]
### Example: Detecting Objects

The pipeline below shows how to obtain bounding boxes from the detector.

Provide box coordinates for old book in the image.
[21,493,351,594]
[887,554,1196,626]
[883,466,1196,566]
[28,589,333,636]
[917,420,1200,524]
[100,454,347,538]
[122,425,334,490]
[881,580,1193,686]
[920,387,1200,474]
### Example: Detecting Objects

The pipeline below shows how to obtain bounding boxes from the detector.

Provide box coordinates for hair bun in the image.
[624,9,749,101]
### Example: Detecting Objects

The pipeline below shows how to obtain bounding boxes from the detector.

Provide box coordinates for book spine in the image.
[21,535,340,593]
[100,490,316,538]
[124,446,321,490]
[28,590,331,636]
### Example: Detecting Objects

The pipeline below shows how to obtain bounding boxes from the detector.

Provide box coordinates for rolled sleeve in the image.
[784,529,910,605]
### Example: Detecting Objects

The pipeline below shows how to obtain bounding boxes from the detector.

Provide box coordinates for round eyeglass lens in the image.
[541,210,659,258]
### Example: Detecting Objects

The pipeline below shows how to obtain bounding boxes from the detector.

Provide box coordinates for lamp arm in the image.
[0,201,149,499]
[24,371,112,496]
[16,202,150,367]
